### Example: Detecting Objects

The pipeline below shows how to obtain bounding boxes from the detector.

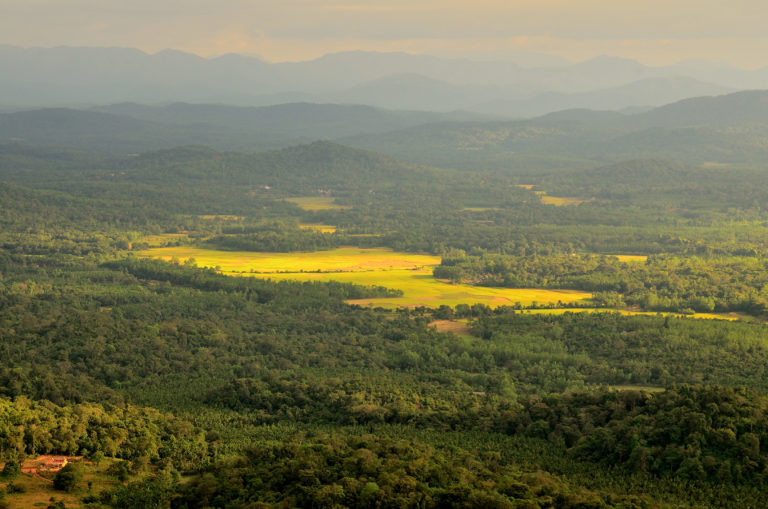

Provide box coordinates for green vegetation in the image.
[435,251,768,316]
[284,196,352,210]
[6,100,768,506]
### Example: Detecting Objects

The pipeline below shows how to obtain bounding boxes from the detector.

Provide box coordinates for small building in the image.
[42,457,68,471]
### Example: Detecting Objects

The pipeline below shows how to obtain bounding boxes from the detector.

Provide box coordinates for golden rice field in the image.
[284,196,351,211]
[266,269,592,309]
[540,195,587,206]
[299,223,338,233]
[516,185,587,206]
[138,246,440,273]
[608,254,648,263]
[137,246,593,309]
[198,214,245,220]
[136,246,738,319]
[520,308,738,321]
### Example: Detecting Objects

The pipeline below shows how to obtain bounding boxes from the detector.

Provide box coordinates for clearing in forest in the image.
[540,195,587,206]
[1,457,126,509]
[138,246,593,309]
[516,185,587,206]
[521,308,738,321]
[198,214,245,220]
[138,246,439,273]
[431,320,473,336]
[609,254,648,263]
[299,223,338,233]
[284,197,351,210]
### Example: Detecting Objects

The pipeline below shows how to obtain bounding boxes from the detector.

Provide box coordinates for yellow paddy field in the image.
[140,246,439,273]
[137,246,593,309]
[284,197,351,211]
[521,308,738,321]
[268,269,591,309]
[611,255,647,263]
[299,223,338,233]
[540,195,587,206]
[136,246,738,319]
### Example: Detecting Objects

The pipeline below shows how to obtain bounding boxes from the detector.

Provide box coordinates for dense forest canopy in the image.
[4,93,768,507]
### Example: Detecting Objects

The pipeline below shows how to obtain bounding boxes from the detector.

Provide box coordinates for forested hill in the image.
[0,107,311,154]
[4,90,768,167]
[93,102,482,138]
[0,103,484,155]
[342,89,768,169]
[7,129,768,506]
[633,89,768,127]
[0,140,423,200]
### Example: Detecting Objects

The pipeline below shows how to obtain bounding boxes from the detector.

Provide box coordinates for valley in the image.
[4,87,768,508]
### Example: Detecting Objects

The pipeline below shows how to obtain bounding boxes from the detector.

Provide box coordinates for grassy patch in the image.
[255,269,591,309]
[284,197,351,211]
[609,254,648,263]
[138,246,592,309]
[298,223,338,233]
[431,319,473,336]
[522,308,739,321]
[198,215,245,220]
[137,246,439,273]
[1,458,126,509]
[541,195,587,206]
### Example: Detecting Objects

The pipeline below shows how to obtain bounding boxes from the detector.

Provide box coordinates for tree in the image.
[0,459,21,480]
[53,462,84,492]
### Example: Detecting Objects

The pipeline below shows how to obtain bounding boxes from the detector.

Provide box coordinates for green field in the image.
[137,246,593,309]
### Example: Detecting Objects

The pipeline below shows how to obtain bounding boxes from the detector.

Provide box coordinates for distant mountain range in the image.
[0,103,487,154]
[342,90,768,169]
[2,45,767,115]
[3,90,768,169]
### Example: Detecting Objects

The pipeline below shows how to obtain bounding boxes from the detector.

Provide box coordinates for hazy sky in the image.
[3,0,768,68]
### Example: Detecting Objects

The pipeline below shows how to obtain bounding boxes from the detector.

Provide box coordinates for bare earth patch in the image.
[431,320,472,335]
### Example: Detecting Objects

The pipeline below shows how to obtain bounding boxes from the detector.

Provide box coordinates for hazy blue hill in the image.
[344,89,768,168]
[0,108,149,137]
[7,87,768,167]
[0,102,494,155]
[0,107,313,154]
[326,74,483,112]
[528,109,627,127]
[632,89,768,127]
[93,102,481,137]
[0,45,754,112]
[473,76,733,117]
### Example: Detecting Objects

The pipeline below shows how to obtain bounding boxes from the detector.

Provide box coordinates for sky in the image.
[3,0,768,68]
